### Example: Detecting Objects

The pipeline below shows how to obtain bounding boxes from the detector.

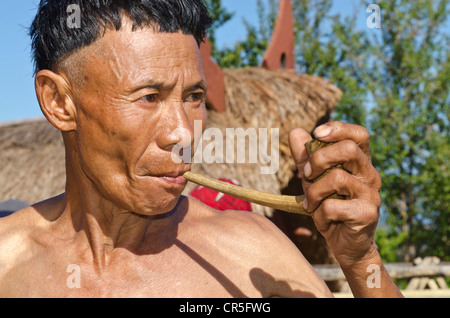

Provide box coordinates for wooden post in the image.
[200,38,226,113]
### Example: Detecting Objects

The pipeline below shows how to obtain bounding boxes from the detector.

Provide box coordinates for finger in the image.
[303,168,381,213]
[313,121,371,157]
[304,139,382,190]
[289,129,315,193]
[312,198,380,233]
[288,128,312,166]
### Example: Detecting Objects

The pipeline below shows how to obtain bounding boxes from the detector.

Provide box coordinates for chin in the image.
[131,191,183,216]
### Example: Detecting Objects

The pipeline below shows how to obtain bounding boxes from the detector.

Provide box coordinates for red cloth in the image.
[189,178,252,212]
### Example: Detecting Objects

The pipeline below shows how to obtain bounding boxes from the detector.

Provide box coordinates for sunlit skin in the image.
[0,18,402,298]
[66,28,206,216]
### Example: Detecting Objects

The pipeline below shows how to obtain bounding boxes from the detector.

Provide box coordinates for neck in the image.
[59,134,186,270]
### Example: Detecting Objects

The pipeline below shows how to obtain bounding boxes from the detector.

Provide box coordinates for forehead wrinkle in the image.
[123,51,203,93]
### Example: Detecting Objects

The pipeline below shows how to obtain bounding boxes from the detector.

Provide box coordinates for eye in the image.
[140,94,158,103]
[185,91,205,103]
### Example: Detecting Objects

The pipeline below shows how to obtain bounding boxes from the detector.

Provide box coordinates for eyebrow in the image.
[187,80,208,92]
[131,80,173,92]
[130,79,208,93]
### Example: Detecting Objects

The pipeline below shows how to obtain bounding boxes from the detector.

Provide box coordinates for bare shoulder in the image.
[185,196,284,240]
[0,205,35,242]
[0,196,63,273]
[0,206,37,276]
[184,197,332,297]
[186,196,300,253]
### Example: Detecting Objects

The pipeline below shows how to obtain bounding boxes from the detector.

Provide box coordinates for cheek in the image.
[77,110,121,163]
[192,104,207,130]
[74,120,165,212]
[77,98,159,159]
[190,106,207,151]
[200,106,207,127]
[75,105,146,193]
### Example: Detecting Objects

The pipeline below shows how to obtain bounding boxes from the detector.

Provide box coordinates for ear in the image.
[35,70,77,132]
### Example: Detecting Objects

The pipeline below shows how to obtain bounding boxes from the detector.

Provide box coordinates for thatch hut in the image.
[0,117,66,205]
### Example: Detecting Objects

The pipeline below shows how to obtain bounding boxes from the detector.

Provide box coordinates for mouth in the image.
[158,175,188,187]
[139,168,190,188]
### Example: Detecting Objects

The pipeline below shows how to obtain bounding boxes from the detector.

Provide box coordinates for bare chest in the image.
[2,245,261,298]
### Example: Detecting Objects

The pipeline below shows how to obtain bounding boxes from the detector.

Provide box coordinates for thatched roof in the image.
[0,117,66,205]
[0,67,341,216]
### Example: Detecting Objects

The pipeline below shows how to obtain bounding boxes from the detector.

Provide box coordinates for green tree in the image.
[291,0,371,125]
[367,0,450,262]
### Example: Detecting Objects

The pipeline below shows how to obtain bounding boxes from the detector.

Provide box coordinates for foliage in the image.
[374,227,408,263]
[367,0,450,262]
[292,0,370,125]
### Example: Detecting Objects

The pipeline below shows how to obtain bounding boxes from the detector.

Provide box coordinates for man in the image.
[0,0,402,298]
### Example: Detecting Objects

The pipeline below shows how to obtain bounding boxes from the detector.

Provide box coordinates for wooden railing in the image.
[313,256,450,297]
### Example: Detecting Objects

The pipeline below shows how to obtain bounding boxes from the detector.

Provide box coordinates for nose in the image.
[157,103,195,156]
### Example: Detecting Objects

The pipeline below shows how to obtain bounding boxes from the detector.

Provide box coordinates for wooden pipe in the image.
[183,140,341,216]
[183,170,309,215]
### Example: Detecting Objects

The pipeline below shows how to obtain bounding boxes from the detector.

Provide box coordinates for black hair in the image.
[29,0,212,75]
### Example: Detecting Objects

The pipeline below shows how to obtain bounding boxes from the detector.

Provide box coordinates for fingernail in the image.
[314,125,332,139]
[303,198,309,211]
[304,162,312,178]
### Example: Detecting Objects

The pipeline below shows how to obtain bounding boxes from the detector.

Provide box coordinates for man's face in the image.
[69,19,207,215]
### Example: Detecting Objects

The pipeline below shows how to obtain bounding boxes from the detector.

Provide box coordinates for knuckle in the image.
[311,148,326,167]
[354,201,379,225]
[370,188,382,207]
[359,126,370,141]
[321,198,335,213]
[368,203,380,223]
[329,168,349,185]
[305,183,321,206]
[342,139,359,156]
[360,197,380,222]
[363,165,382,190]
[372,168,382,190]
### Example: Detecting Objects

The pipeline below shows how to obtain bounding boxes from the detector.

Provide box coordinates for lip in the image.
[144,168,190,188]
[158,170,189,178]
[157,175,188,187]
[137,165,190,187]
